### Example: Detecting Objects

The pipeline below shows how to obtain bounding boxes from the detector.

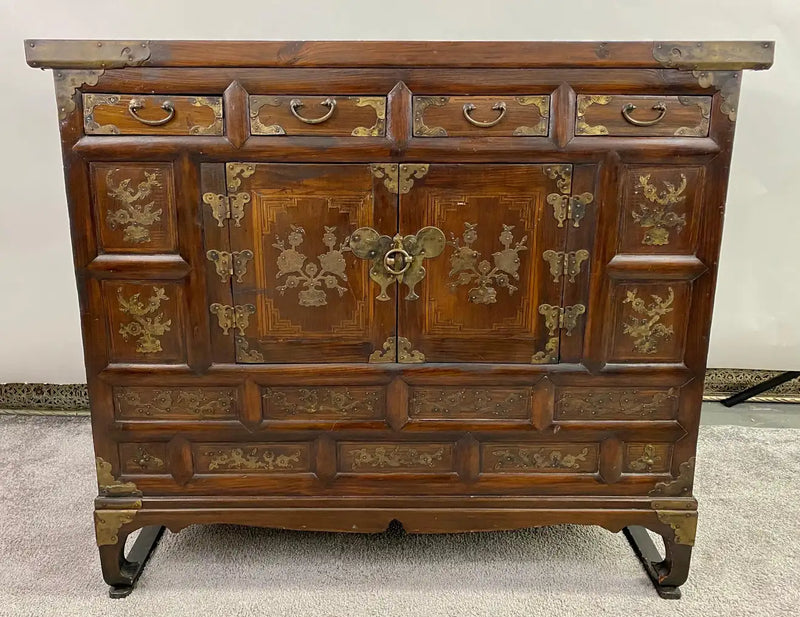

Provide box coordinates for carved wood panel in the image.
[262,386,385,420]
[119,443,169,474]
[554,386,679,420]
[480,443,599,473]
[408,386,532,420]
[338,442,455,473]
[194,443,312,473]
[113,386,238,420]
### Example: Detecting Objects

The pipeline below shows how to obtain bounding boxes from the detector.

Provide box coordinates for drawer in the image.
[554,386,679,420]
[249,95,386,136]
[413,95,549,137]
[575,95,711,137]
[113,386,239,420]
[83,94,223,135]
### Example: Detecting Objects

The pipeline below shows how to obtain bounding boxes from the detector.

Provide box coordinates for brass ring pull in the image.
[383,247,412,276]
[289,98,337,124]
[463,101,507,128]
[621,102,667,127]
[128,98,175,126]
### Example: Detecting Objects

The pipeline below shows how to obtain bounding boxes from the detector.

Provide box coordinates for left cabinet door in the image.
[204,163,397,363]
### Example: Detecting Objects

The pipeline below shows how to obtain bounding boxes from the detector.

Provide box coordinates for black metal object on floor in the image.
[720,371,800,407]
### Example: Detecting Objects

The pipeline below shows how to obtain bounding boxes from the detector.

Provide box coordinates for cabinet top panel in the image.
[24,40,774,71]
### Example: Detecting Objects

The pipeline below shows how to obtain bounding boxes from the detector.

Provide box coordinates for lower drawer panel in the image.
[338,442,455,474]
[194,443,312,474]
[480,443,599,473]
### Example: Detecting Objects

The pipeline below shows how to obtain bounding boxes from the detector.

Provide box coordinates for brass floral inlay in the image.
[557,388,678,418]
[205,447,302,471]
[410,389,527,417]
[264,387,379,416]
[632,174,687,246]
[490,446,590,470]
[114,388,236,418]
[628,444,663,472]
[104,168,163,243]
[623,288,675,354]
[117,287,172,354]
[126,446,165,471]
[448,223,528,304]
[575,95,612,135]
[349,446,445,469]
[274,225,351,307]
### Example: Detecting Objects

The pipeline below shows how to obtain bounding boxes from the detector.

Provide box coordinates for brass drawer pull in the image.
[127,98,175,126]
[462,101,507,128]
[621,102,667,127]
[289,98,337,124]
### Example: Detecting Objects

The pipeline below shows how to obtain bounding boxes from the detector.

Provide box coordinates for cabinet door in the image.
[216,164,396,362]
[398,165,571,363]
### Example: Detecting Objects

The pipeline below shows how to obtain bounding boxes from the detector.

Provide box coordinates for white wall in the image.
[1,0,797,383]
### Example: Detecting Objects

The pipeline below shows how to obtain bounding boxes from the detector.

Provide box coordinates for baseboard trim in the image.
[1,369,798,416]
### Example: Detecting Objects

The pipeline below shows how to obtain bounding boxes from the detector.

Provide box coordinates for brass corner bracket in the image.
[693,70,741,122]
[95,509,138,546]
[369,336,425,363]
[652,41,773,71]
[656,510,698,546]
[96,457,141,497]
[649,457,695,497]
[370,163,429,195]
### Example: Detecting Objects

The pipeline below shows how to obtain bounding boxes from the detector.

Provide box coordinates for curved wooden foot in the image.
[624,525,692,599]
[98,525,165,598]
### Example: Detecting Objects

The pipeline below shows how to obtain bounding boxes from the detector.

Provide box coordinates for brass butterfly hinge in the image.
[547,192,593,228]
[542,249,590,283]
[203,192,250,228]
[209,303,255,336]
[539,303,586,337]
[206,249,253,283]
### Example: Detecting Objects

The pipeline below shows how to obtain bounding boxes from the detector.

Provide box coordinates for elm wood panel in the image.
[399,164,568,363]
[113,386,239,420]
[480,443,599,473]
[194,442,313,474]
[249,95,385,136]
[576,95,711,137]
[618,166,705,254]
[101,280,187,364]
[606,255,708,281]
[83,94,222,135]
[119,442,168,474]
[623,443,673,474]
[89,162,177,252]
[413,95,549,137]
[555,386,680,420]
[201,163,235,364]
[408,386,533,420]
[261,385,389,431]
[87,254,191,279]
[337,442,456,474]
[226,163,396,363]
[26,39,774,69]
[223,81,248,149]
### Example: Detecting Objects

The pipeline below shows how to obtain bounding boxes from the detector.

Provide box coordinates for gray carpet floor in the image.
[1,415,798,616]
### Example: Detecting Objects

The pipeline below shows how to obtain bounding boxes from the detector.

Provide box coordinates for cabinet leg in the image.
[98,525,165,598]
[623,525,692,599]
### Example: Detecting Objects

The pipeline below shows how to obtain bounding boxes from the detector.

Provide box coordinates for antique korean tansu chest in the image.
[26,39,773,598]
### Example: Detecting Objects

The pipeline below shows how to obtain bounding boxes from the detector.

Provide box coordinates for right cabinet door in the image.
[398,164,576,363]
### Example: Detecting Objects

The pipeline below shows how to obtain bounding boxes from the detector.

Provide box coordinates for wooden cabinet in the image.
[26,39,773,599]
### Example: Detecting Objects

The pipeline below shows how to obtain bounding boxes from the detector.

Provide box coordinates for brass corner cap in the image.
[25,39,151,69]
[653,41,775,70]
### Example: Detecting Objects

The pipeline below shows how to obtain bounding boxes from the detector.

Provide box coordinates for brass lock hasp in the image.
[350,227,446,301]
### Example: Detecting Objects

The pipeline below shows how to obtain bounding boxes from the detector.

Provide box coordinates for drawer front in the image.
[338,442,456,474]
[413,95,549,137]
[195,443,313,474]
[83,94,223,135]
[249,95,386,136]
[113,386,239,420]
[554,386,679,420]
[262,385,387,422]
[480,443,599,474]
[575,95,711,137]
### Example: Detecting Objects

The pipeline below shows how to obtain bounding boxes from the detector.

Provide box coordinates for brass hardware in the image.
[545,165,572,194]
[410,389,527,417]
[26,39,152,69]
[656,510,697,546]
[675,96,711,136]
[203,192,251,227]
[96,457,141,497]
[249,96,286,135]
[226,163,256,191]
[235,336,264,362]
[206,447,302,471]
[189,97,224,135]
[652,41,774,71]
[623,287,675,354]
[349,446,445,469]
[289,98,336,124]
[369,336,425,363]
[448,223,528,304]
[633,174,687,246]
[352,97,386,137]
[350,226,445,301]
[398,164,429,194]
[547,192,593,228]
[56,70,102,122]
[694,70,741,121]
[413,96,449,136]
[128,98,174,126]
[539,303,586,337]
[126,446,165,471]
[83,94,122,134]
[274,225,351,307]
[542,249,589,283]
[621,102,667,127]
[557,387,678,418]
[629,444,662,472]
[490,446,590,471]
[95,509,137,546]
[206,249,254,284]
[575,95,612,135]
[104,168,163,243]
[117,287,172,354]
[370,163,399,194]
[210,303,255,336]
[114,388,236,418]
[462,101,507,128]
[531,336,559,364]
[264,387,379,416]
[650,457,695,497]
[513,96,550,136]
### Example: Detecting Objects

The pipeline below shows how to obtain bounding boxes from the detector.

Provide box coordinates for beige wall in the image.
[1,0,797,382]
